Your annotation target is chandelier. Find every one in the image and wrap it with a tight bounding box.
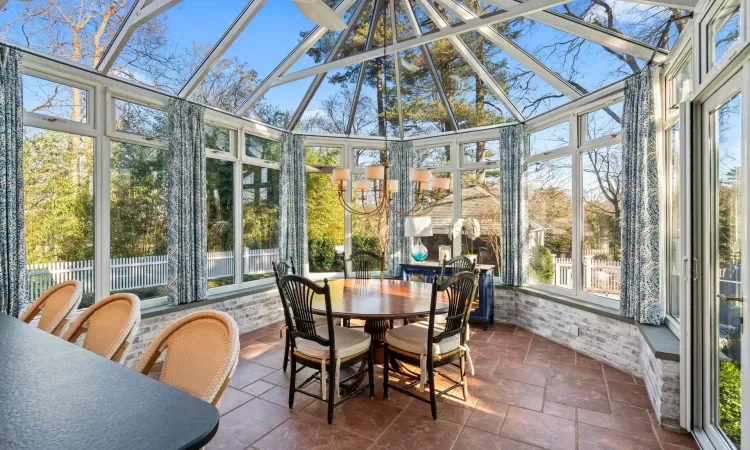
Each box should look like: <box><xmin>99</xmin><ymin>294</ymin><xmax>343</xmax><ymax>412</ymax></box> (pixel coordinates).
<box><xmin>331</xmin><ymin>165</ymin><xmax>451</xmax><ymax>217</ymax></box>
<box><xmin>329</xmin><ymin>0</ymin><xmax>450</xmax><ymax>217</ymax></box>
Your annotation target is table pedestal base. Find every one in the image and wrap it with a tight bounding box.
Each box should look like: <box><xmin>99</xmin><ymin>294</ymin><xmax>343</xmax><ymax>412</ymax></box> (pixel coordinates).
<box><xmin>364</xmin><ymin>319</ymin><xmax>391</xmax><ymax>364</ymax></box>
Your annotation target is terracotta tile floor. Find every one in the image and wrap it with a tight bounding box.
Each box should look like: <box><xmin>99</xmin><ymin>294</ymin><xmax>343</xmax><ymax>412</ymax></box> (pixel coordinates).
<box><xmin>204</xmin><ymin>321</ymin><xmax>699</xmax><ymax>450</ymax></box>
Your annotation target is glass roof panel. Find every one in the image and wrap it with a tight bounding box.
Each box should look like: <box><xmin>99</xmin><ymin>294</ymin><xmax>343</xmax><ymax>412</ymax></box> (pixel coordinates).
<box><xmin>550</xmin><ymin>0</ymin><xmax>690</xmax><ymax>49</ymax></box>
<box><xmin>504</xmin><ymin>18</ymin><xmax>645</xmax><ymax>94</ymax></box>
<box><xmin>108</xmin><ymin>0</ymin><xmax>248</xmax><ymax>93</ymax></box>
<box><xmin>398</xmin><ymin>47</ymin><xmax>454</xmax><ymax>137</ymax></box>
<box><xmin>247</xmin><ymin>77</ymin><xmax>317</xmax><ymax>129</ymax></box>
<box><xmin>0</xmin><ymin>0</ymin><xmax>136</xmax><ymax>67</ymax></box>
<box><xmin>395</xmin><ymin>0</ymin><xmax>417</xmax><ymax>42</ymax></box>
<box><xmin>426</xmin><ymin>39</ymin><xmax>512</xmax><ymax>129</ymax></box>
<box><xmin>294</xmin><ymin>63</ymin><xmax>368</xmax><ymax>135</ymax></box>
<box><xmin>458</xmin><ymin>30</ymin><xmax>567</xmax><ymax>118</ymax></box>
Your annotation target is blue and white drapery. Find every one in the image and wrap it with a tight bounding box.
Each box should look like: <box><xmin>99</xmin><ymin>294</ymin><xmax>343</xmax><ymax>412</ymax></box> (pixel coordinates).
<box><xmin>620</xmin><ymin>67</ymin><xmax>660</xmax><ymax>325</ymax></box>
<box><xmin>0</xmin><ymin>45</ymin><xmax>27</xmax><ymax>317</ymax></box>
<box><xmin>498</xmin><ymin>124</ymin><xmax>528</xmax><ymax>286</ymax></box>
<box><xmin>386</xmin><ymin>140</ymin><xmax>415</xmax><ymax>277</ymax></box>
<box><xmin>279</xmin><ymin>133</ymin><xmax>309</xmax><ymax>276</ymax></box>
<box><xmin>166</xmin><ymin>98</ymin><xmax>207</xmax><ymax>305</ymax></box>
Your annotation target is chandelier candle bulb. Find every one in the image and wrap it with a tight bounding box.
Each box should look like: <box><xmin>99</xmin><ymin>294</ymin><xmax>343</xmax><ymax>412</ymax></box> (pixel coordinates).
<box><xmin>365</xmin><ymin>166</ymin><xmax>385</xmax><ymax>180</ymax></box>
<box><xmin>332</xmin><ymin>167</ymin><xmax>351</xmax><ymax>182</ymax></box>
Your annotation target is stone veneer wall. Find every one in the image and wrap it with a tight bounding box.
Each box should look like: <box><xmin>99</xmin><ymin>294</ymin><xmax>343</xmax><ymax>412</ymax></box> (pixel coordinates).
<box><xmin>122</xmin><ymin>287</ymin><xmax>284</xmax><ymax>368</ymax></box>
<box><xmin>494</xmin><ymin>287</ymin><xmax>682</xmax><ymax>432</ymax></box>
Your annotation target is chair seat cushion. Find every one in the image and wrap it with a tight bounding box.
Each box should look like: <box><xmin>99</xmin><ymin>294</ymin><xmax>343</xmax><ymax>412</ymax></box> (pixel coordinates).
<box><xmin>386</xmin><ymin>322</ymin><xmax>460</xmax><ymax>356</ymax></box>
<box><xmin>314</xmin><ymin>317</ymin><xmax>342</xmax><ymax>326</ymax></box>
<box><xmin>295</xmin><ymin>326</ymin><xmax>371</xmax><ymax>360</ymax></box>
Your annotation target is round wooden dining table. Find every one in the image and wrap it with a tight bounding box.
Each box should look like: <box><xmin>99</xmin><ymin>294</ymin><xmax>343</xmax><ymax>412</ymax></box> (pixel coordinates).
<box><xmin>310</xmin><ymin>279</ymin><xmax>448</xmax><ymax>363</ymax></box>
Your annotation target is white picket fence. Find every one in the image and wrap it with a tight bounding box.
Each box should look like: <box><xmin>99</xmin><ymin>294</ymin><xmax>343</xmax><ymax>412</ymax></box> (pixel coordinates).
<box><xmin>26</xmin><ymin>248</ymin><xmax>279</xmax><ymax>299</ymax></box>
<box><xmin>552</xmin><ymin>256</ymin><xmax>621</xmax><ymax>294</ymax></box>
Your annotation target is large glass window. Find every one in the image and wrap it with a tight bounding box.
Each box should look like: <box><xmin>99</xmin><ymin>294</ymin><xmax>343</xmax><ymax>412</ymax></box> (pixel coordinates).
<box><xmin>709</xmin><ymin>0</ymin><xmax>741</xmax><ymax>66</ymax></box>
<box><xmin>460</xmin><ymin>169</ymin><xmax>501</xmax><ymax>267</ymax></box>
<box><xmin>420</xmin><ymin>172</ymin><xmax>453</xmax><ymax>262</ymax></box>
<box><xmin>23</xmin><ymin>74</ymin><xmax>87</xmax><ymax>123</ymax></box>
<box><xmin>353</xmin><ymin>148</ymin><xmax>385</xmax><ymax>167</ymax></box>
<box><xmin>529</xmin><ymin>122</ymin><xmax>570</xmax><ymax>155</ymax></box>
<box><xmin>114</xmin><ymin>99</ymin><xmax>168</xmax><ymax>140</ymax></box>
<box><xmin>205</xmin><ymin>123</ymin><xmax>233</xmax><ymax>155</ymax></box>
<box><xmin>668</xmin><ymin>122</ymin><xmax>681</xmax><ymax>321</ymax></box>
<box><xmin>110</xmin><ymin>142</ymin><xmax>167</xmax><ymax>301</ymax></box>
<box><xmin>583</xmin><ymin>102</ymin><xmax>623</xmax><ymax>141</ymax></box>
<box><xmin>461</xmin><ymin>139</ymin><xmax>500</xmax><ymax>164</ymax></box>
<box><xmin>206</xmin><ymin>159</ymin><xmax>235</xmax><ymax>288</ymax></box>
<box><xmin>414</xmin><ymin>145</ymin><xmax>450</xmax><ymax>168</ymax></box>
<box><xmin>245</xmin><ymin>134</ymin><xmax>280</xmax><ymax>160</ymax></box>
<box><xmin>243</xmin><ymin>165</ymin><xmax>279</xmax><ymax>282</ymax></box>
<box><xmin>582</xmin><ymin>145</ymin><xmax>623</xmax><ymax>300</ymax></box>
<box><xmin>528</xmin><ymin>157</ymin><xmax>573</xmax><ymax>289</ymax></box>
<box><xmin>24</xmin><ymin>127</ymin><xmax>94</xmax><ymax>307</ymax></box>
<box><xmin>306</xmin><ymin>146</ymin><xmax>344</xmax><ymax>273</ymax></box>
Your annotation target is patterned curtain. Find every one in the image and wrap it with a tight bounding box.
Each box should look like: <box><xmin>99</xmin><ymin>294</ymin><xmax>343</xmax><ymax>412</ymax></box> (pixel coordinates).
<box><xmin>386</xmin><ymin>140</ymin><xmax>415</xmax><ymax>277</ymax></box>
<box><xmin>620</xmin><ymin>67</ymin><xmax>660</xmax><ymax>325</ymax></box>
<box><xmin>279</xmin><ymin>133</ymin><xmax>309</xmax><ymax>276</ymax></box>
<box><xmin>166</xmin><ymin>98</ymin><xmax>207</xmax><ymax>305</ymax></box>
<box><xmin>499</xmin><ymin>124</ymin><xmax>528</xmax><ymax>286</ymax></box>
<box><xmin>0</xmin><ymin>45</ymin><xmax>27</xmax><ymax>317</ymax></box>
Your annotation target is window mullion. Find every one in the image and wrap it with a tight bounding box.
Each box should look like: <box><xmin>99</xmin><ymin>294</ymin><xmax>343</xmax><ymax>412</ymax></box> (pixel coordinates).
<box><xmin>570</xmin><ymin>114</ymin><xmax>583</xmax><ymax>298</ymax></box>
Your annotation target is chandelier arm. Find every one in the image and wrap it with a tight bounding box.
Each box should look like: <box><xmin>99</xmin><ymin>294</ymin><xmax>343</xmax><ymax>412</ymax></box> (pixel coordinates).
<box><xmin>337</xmin><ymin>191</ymin><xmax>388</xmax><ymax>216</ymax></box>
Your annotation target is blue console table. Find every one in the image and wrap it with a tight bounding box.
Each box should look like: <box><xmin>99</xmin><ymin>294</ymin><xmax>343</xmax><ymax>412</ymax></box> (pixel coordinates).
<box><xmin>399</xmin><ymin>262</ymin><xmax>495</xmax><ymax>330</ymax></box>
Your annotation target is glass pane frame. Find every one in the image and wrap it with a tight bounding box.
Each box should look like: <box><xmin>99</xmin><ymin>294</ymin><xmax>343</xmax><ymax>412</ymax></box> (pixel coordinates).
<box><xmin>21</xmin><ymin>69</ymin><xmax>95</xmax><ymax>133</ymax></box>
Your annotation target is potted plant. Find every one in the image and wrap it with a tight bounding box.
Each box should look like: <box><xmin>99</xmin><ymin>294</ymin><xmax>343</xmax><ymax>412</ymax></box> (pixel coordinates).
<box><xmin>451</xmin><ymin>218</ymin><xmax>482</xmax><ymax>263</ymax></box>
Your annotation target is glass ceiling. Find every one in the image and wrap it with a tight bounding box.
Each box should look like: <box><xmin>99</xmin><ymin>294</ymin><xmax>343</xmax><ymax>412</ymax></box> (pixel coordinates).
<box><xmin>1</xmin><ymin>0</ymin><xmax>691</xmax><ymax>138</ymax></box>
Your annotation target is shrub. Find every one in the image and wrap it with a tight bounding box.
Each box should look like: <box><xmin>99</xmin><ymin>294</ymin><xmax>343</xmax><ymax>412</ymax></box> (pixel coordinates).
<box><xmin>352</xmin><ymin>235</ymin><xmax>382</xmax><ymax>255</ymax></box>
<box><xmin>308</xmin><ymin>237</ymin><xmax>336</xmax><ymax>272</ymax></box>
<box><xmin>529</xmin><ymin>245</ymin><xmax>554</xmax><ymax>284</ymax></box>
<box><xmin>719</xmin><ymin>360</ymin><xmax>741</xmax><ymax>445</ymax></box>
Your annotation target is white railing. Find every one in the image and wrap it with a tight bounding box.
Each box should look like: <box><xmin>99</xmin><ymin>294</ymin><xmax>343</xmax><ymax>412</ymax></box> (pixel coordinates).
<box><xmin>551</xmin><ymin>256</ymin><xmax>621</xmax><ymax>295</ymax></box>
<box><xmin>26</xmin><ymin>248</ymin><xmax>279</xmax><ymax>300</ymax></box>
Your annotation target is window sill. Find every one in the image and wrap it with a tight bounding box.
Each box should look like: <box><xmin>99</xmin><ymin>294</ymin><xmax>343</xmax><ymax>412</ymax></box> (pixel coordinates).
<box><xmin>498</xmin><ymin>286</ymin><xmax>680</xmax><ymax>361</ymax></box>
<box><xmin>140</xmin><ymin>272</ymin><xmax>345</xmax><ymax>320</ymax></box>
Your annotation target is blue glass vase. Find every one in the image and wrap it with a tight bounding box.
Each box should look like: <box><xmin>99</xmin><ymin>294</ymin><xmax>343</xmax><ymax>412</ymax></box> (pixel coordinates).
<box><xmin>411</xmin><ymin>238</ymin><xmax>428</xmax><ymax>262</ymax></box>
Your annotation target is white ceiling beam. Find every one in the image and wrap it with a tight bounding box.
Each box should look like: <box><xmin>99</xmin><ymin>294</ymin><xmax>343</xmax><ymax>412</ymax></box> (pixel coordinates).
<box><xmin>274</xmin><ymin>0</ymin><xmax>571</xmax><ymax>90</ymax></box>
<box><xmin>621</xmin><ymin>0</ymin><xmax>697</xmax><ymax>9</ymax></box>
<box><xmin>416</xmin><ymin>0</ymin><xmax>523</xmax><ymax>121</ymax></box>
<box><xmin>401</xmin><ymin>0</ymin><xmax>458</xmax><ymax>131</ymax></box>
<box><xmin>483</xmin><ymin>0</ymin><xmax>669</xmax><ymax>61</ymax></box>
<box><xmin>234</xmin><ymin>0</ymin><xmax>359</xmax><ymax>117</ymax></box>
<box><xmin>431</xmin><ymin>0</ymin><xmax>582</xmax><ymax>99</ymax></box>
<box><xmin>96</xmin><ymin>0</ymin><xmax>184</xmax><ymax>73</ymax></box>
<box><xmin>179</xmin><ymin>0</ymin><xmax>268</xmax><ymax>98</ymax></box>
<box><xmin>287</xmin><ymin>0</ymin><xmax>368</xmax><ymax>131</ymax></box>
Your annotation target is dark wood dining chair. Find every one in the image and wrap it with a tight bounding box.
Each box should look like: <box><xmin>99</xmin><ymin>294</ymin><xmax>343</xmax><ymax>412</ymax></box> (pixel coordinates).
<box><xmin>278</xmin><ymin>275</ymin><xmax>374</xmax><ymax>424</ymax></box>
<box><xmin>439</xmin><ymin>256</ymin><xmax>476</xmax><ymax>282</ymax></box>
<box><xmin>273</xmin><ymin>258</ymin><xmax>296</xmax><ymax>373</ymax></box>
<box><xmin>344</xmin><ymin>250</ymin><xmax>385</xmax><ymax>280</ymax></box>
<box><xmin>383</xmin><ymin>271</ymin><xmax>478</xmax><ymax>420</ymax></box>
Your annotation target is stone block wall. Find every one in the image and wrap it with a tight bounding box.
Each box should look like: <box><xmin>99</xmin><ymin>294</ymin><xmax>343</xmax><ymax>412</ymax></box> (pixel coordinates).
<box><xmin>122</xmin><ymin>288</ymin><xmax>284</xmax><ymax>368</ymax></box>
<box><xmin>641</xmin><ymin>338</ymin><xmax>681</xmax><ymax>431</ymax></box>
<box><xmin>495</xmin><ymin>287</ymin><xmax>682</xmax><ymax>431</ymax></box>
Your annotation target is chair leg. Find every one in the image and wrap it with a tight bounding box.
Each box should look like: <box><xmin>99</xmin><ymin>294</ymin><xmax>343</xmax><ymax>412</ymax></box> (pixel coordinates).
<box><xmin>428</xmin><ymin>360</ymin><xmax>437</xmax><ymax>420</ymax></box>
<box><xmin>460</xmin><ymin>352</ymin><xmax>469</xmax><ymax>399</ymax></box>
<box><xmin>382</xmin><ymin>344</ymin><xmax>390</xmax><ymax>399</ymax></box>
<box><xmin>327</xmin><ymin>362</ymin><xmax>335</xmax><ymax>424</ymax></box>
<box><xmin>368</xmin><ymin>345</ymin><xmax>375</xmax><ymax>398</ymax></box>
<box><xmin>283</xmin><ymin>329</ymin><xmax>290</xmax><ymax>373</ymax></box>
<box><xmin>288</xmin><ymin>352</ymin><xmax>296</xmax><ymax>409</ymax></box>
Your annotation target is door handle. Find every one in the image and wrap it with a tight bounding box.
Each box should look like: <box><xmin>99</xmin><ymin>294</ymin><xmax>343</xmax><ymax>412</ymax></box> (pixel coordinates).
<box><xmin>718</xmin><ymin>294</ymin><xmax>744</xmax><ymax>302</ymax></box>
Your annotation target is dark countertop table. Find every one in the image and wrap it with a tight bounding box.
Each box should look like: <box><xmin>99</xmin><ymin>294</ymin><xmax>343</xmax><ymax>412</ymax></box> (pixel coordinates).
<box><xmin>0</xmin><ymin>314</ymin><xmax>219</xmax><ymax>450</ymax></box>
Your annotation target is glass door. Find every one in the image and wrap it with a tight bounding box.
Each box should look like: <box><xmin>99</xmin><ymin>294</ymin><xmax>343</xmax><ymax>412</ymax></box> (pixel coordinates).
<box><xmin>701</xmin><ymin>72</ymin><xmax>745</xmax><ymax>449</ymax></box>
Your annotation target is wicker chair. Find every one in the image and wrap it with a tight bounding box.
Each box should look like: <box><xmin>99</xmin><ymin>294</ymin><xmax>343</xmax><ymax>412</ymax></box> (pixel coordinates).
<box><xmin>344</xmin><ymin>251</ymin><xmax>384</xmax><ymax>280</ymax></box>
<box><xmin>279</xmin><ymin>274</ymin><xmax>374</xmax><ymax>424</ymax></box>
<box><xmin>19</xmin><ymin>280</ymin><xmax>83</xmax><ymax>336</ymax></box>
<box><xmin>439</xmin><ymin>256</ymin><xmax>476</xmax><ymax>282</ymax></box>
<box><xmin>62</xmin><ymin>293</ymin><xmax>141</xmax><ymax>363</ymax></box>
<box><xmin>383</xmin><ymin>271</ymin><xmax>478</xmax><ymax>420</ymax></box>
<box><xmin>134</xmin><ymin>311</ymin><xmax>240</xmax><ymax>405</ymax></box>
